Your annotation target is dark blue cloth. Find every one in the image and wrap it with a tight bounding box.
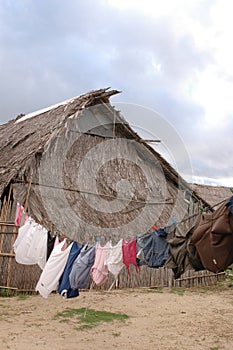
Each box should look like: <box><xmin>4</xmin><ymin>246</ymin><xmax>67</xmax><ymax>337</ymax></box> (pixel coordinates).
<box><xmin>137</xmin><ymin>228</ymin><xmax>170</xmax><ymax>268</ymax></box>
<box><xmin>57</xmin><ymin>241</ymin><xmax>82</xmax><ymax>298</ymax></box>
<box><xmin>226</xmin><ymin>196</ymin><xmax>233</xmax><ymax>214</ymax></box>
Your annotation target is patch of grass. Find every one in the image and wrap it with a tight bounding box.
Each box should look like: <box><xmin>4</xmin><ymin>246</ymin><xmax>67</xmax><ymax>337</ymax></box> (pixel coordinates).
<box><xmin>54</xmin><ymin>308</ymin><xmax>129</xmax><ymax>330</ymax></box>
<box><xmin>17</xmin><ymin>294</ymin><xmax>30</xmax><ymax>300</ymax></box>
<box><xmin>0</xmin><ymin>288</ymin><xmax>13</xmax><ymax>297</ymax></box>
<box><xmin>210</xmin><ymin>347</ymin><xmax>220</xmax><ymax>350</ymax></box>
<box><xmin>224</xmin><ymin>269</ymin><xmax>233</xmax><ymax>287</ymax></box>
<box><xmin>170</xmin><ymin>287</ymin><xmax>185</xmax><ymax>296</ymax></box>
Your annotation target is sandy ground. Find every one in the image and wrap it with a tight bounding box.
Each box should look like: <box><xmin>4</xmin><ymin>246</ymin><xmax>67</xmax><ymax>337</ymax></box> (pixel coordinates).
<box><xmin>1</xmin><ymin>286</ymin><xmax>233</xmax><ymax>350</ymax></box>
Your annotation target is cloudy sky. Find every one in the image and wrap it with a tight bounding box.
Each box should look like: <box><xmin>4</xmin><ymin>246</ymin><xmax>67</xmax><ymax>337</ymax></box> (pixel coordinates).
<box><xmin>0</xmin><ymin>0</ymin><xmax>233</xmax><ymax>187</ymax></box>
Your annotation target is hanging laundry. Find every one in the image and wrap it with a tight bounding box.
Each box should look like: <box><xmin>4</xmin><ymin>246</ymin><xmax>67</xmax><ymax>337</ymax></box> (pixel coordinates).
<box><xmin>46</xmin><ymin>231</ymin><xmax>57</xmax><ymax>261</ymax></box>
<box><xmin>191</xmin><ymin>196</ymin><xmax>233</xmax><ymax>273</ymax></box>
<box><xmin>57</xmin><ymin>241</ymin><xmax>82</xmax><ymax>298</ymax></box>
<box><xmin>69</xmin><ymin>244</ymin><xmax>96</xmax><ymax>290</ymax></box>
<box><xmin>186</xmin><ymin>236</ymin><xmax>205</xmax><ymax>272</ymax></box>
<box><xmin>105</xmin><ymin>239</ymin><xmax>124</xmax><ymax>279</ymax></box>
<box><xmin>165</xmin><ymin>221</ymin><xmax>205</xmax><ymax>279</ymax></box>
<box><xmin>165</xmin><ymin>229</ymin><xmax>194</xmax><ymax>279</ymax></box>
<box><xmin>54</xmin><ymin>235</ymin><xmax>60</xmax><ymax>247</ymax></box>
<box><xmin>15</xmin><ymin>202</ymin><xmax>29</xmax><ymax>227</ymax></box>
<box><xmin>13</xmin><ymin>217</ymin><xmax>48</xmax><ymax>269</ymax></box>
<box><xmin>35</xmin><ymin>239</ymin><xmax>73</xmax><ymax>298</ymax></box>
<box><xmin>91</xmin><ymin>241</ymin><xmax>110</xmax><ymax>286</ymax></box>
<box><xmin>122</xmin><ymin>237</ymin><xmax>139</xmax><ymax>275</ymax></box>
<box><xmin>136</xmin><ymin>227</ymin><xmax>170</xmax><ymax>268</ymax></box>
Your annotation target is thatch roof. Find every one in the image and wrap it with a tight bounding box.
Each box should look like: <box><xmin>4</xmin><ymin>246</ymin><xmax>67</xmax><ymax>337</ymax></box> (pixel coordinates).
<box><xmin>0</xmin><ymin>88</ymin><xmax>209</xmax><ymax>241</ymax></box>
<box><xmin>0</xmin><ymin>88</ymin><xmax>119</xmax><ymax>195</ymax></box>
<box><xmin>192</xmin><ymin>183</ymin><xmax>232</xmax><ymax>208</ymax></box>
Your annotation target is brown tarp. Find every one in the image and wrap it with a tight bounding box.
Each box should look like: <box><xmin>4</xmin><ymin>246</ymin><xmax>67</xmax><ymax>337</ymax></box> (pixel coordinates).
<box><xmin>191</xmin><ymin>197</ymin><xmax>233</xmax><ymax>273</ymax></box>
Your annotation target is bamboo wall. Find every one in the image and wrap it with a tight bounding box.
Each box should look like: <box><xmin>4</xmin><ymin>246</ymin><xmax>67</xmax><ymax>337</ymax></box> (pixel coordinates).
<box><xmin>0</xmin><ymin>185</ymin><xmax>42</xmax><ymax>291</ymax></box>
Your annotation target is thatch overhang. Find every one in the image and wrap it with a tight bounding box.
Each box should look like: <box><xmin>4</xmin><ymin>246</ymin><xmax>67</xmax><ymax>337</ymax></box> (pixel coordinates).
<box><xmin>0</xmin><ymin>88</ymin><xmax>210</xmax><ymax>241</ymax></box>
<box><xmin>192</xmin><ymin>183</ymin><xmax>232</xmax><ymax>209</ymax></box>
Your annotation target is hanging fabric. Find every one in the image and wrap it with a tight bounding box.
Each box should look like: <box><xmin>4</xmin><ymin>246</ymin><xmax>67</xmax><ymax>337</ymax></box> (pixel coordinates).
<box><xmin>69</xmin><ymin>244</ymin><xmax>96</xmax><ymax>290</ymax></box>
<box><xmin>105</xmin><ymin>239</ymin><xmax>124</xmax><ymax>278</ymax></box>
<box><xmin>191</xmin><ymin>196</ymin><xmax>233</xmax><ymax>273</ymax></box>
<box><xmin>46</xmin><ymin>231</ymin><xmax>57</xmax><ymax>261</ymax></box>
<box><xmin>57</xmin><ymin>241</ymin><xmax>82</xmax><ymax>298</ymax></box>
<box><xmin>136</xmin><ymin>227</ymin><xmax>170</xmax><ymax>268</ymax></box>
<box><xmin>105</xmin><ymin>239</ymin><xmax>124</xmax><ymax>291</ymax></box>
<box><xmin>15</xmin><ymin>202</ymin><xmax>28</xmax><ymax>227</ymax></box>
<box><xmin>13</xmin><ymin>217</ymin><xmax>48</xmax><ymax>269</ymax></box>
<box><xmin>91</xmin><ymin>241</ymin><xmax>110</xmax><ymax>286</ymax></box>
<box><xmin>35</xmin><ymin>239</ymin><xmax>73</xmax><ymax>298</ymax></box>
<box><xmin>122</xmin><ymin>236</ymin><xmax>139</xmax><ymax>275</ymax></box>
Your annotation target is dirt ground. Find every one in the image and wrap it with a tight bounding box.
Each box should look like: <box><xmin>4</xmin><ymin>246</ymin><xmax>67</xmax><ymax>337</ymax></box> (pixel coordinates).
<box><xmin>1</xmin><ymin>286</ymin><xmax>233</xmax><ymax>350</ymax></box>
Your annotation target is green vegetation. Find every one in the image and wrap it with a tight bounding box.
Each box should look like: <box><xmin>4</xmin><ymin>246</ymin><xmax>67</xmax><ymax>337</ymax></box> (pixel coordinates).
<box><xmin>0</xmin><ymin>288</ymin><xmax>31</xmax><ymax>299</ymax></box>
<box><xmin>170</xmin><ymin>287</ymin><xmax>185</xmax><ymax>296</ymax></box>
<box><xmin>216</xmin><ymin>269</ymin><xmax>233</xmax><ymax>289</ymax></box>
<box><xmin>0</xmin><ymin>288</ymin><xmax>13</xmax><ymax>297</ymax></box>
<box><xmin>224</xmin><ymin>268</ymin><xmax>233</xmax><ymax>287</ymax></box>
<box><xmin>54</xmin><ymin>307</ymin><xmax>129</xmax><ymax>330</ymax></box>
<box><xmin>17</xmin><ymin>293</ymin><xmax>30</xmax><ymax>300</ymax></box>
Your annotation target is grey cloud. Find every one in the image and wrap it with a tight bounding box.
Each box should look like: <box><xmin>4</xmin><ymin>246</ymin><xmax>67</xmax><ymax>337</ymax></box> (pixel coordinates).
<box><xmin>0</xmin><ymin>0</ymin><xmax>231</xmax><ymax>185</ymax></box>
<box><xmin>187</xmin><ymin>117</ymin><xmax>233</xmax><ymax>180</ymax></box>
<box><xmin>0</xmin><ymin>0</ymin><xmax>211</xmax><ymax>122</ymax></box>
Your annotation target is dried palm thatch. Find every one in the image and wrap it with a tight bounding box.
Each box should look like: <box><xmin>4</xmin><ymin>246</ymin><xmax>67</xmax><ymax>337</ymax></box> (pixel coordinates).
<box><xmin>0</xmin><ymin>88</ymin><xmax>209</xmax><ymax>242</ymax></box>
<box><xmin>192</xmin><ymin>183</ymin><xmax>232</xmax><ymax>209</ymax></box>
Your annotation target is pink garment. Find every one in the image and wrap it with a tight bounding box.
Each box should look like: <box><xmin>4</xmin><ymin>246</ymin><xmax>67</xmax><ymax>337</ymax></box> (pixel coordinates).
<box><xmin>122</xmin><ymin>237</ymin><xmax>140</xmax><ymax>275</ymax></box>
<box><xmin>15</xmin><ymin>202</ymin><xmax>28</xmax><ymax>227</ymax></box>
<box><xmin>91</xmin><ymin>242</ymin><xmax>110</xmax><ymax>286</ymax></box>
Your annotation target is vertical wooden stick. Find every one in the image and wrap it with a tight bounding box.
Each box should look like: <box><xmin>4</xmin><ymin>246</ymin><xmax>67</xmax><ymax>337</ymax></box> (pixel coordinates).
<box><xmin>24</xmin><ymin>179</ymin><xmax>32</xmax><ymax>212</ymax></box>
<box><xmin>6</xmin><ymin>224</ymin><xmax>18</xmax><ymax>287</ymax></box>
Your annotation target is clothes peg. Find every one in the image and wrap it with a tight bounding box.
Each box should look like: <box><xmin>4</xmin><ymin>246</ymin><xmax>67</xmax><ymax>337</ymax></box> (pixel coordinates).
<box><xmin>171</xmin><ymin>217</ymin><xmax>177</xmax><ymax>225</ymax></box>
<box><xmin>198</xmin><ymin>205</ymin><xmax>204</xmax><ymax>212</ymax></box>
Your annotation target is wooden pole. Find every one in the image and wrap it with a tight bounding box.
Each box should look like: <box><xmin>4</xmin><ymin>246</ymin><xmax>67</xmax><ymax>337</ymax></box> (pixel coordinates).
<box><xmin>23</xmin><ymin>179</ymin><xmax>32</xmax><ymax>211</ymax></box>
<box><xmin>6</xmin><ymin>224</ymin><xmax>18</xmax><ymax>287</ymax></box>
<box><xmin>0</xmin><ymin>184</ymin><xmax>16</xmax><ymax>288</ymax></box>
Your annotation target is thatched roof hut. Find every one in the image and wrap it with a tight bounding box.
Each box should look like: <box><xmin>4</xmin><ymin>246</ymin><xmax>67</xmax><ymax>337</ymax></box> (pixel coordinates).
<box><xmin>0</xmin><ymin>88</ymin><xmax>208</xmax><ymax>243</ymax></box>
<box><xmin>192</xmin><ymin>183</ymin><xmax>232</xmax><ymax>209</ymax></box>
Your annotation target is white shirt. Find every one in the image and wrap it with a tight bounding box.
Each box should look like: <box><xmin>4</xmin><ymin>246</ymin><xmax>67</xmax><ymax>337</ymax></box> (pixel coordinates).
<box><xmin>35</xmin><ymin>239</ymin><xmax>73</xmax><ymax>298</ymax></box>
<box><xmin>14</xmin><ymin>217</ymin><xmax>48</xmax><ymax>269</ymax></box>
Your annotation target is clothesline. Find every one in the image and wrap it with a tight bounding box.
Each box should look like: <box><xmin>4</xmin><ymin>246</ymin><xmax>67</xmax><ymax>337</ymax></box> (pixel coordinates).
<box><xmin>13</xmin><ymin>201</ymin><xmax>174</xmax><ymax>299</ymax></box>
<box><xmin>12</xmin><ymin>195</ymin><xmax>233</xmax><ymax>300</ymax></box>
<box><xmin>13</xmin><ymin>180</ymin><xmax>174</xmax><ymax>205</ymax></box>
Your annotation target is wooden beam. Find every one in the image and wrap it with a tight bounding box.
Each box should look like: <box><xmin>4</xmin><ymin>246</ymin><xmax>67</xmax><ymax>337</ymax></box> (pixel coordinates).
<box><xmin>0</xmin><ymin>222</ymin><xmax>17</xmax><ymax>226</ymax></box>
<box><xmin>138</xmin><ymin>139</ymin><xmax>161</xmax><ymax>143</ymax></box>
<box><xmin>0</xmin><ymin>252</ymin><xmax>15</xmax><ymax>258</ymax></box>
